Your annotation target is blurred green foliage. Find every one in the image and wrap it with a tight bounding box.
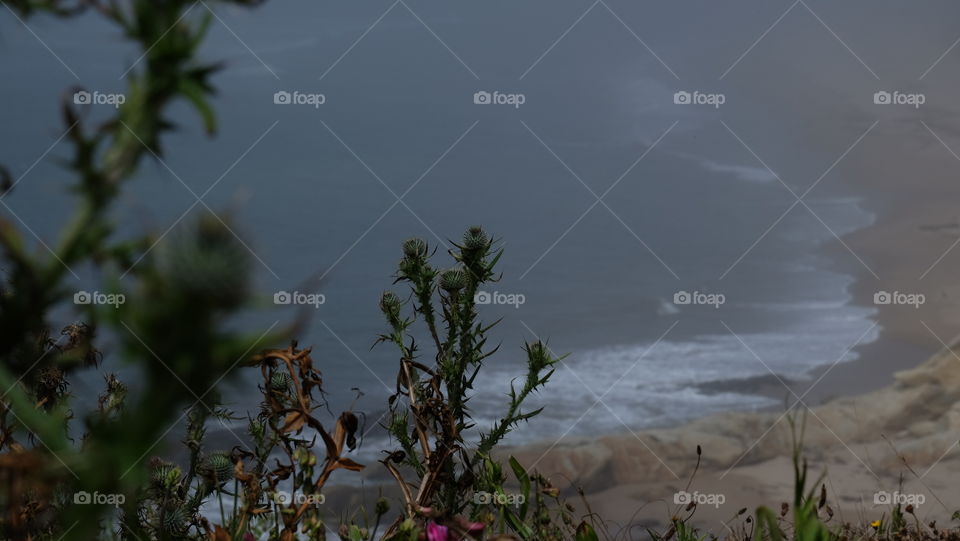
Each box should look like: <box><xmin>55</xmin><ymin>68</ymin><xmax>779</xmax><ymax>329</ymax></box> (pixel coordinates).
<box><xmin>0</xmin><ymin>1</ymin><xmax>282</xmax><ymax>539</ymax></box>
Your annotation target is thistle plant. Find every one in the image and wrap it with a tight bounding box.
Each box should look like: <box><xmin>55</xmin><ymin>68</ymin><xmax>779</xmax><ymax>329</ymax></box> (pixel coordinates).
<box><xmin>377</xmin><ymin>229</ymin><xmax>562</xmax><ymax>538</ymax></box>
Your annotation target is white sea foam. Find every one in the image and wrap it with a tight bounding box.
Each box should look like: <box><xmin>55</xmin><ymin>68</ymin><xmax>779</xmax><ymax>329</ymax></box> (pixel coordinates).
<box><xmin>460</xmin><ymin>299</ymin><xmax>879</xmax><ymax>448</ymax></box>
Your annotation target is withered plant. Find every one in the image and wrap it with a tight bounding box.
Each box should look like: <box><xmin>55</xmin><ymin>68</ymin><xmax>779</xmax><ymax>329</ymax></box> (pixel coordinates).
<box><xmin>130</xmin><ymin>342</ymin><xmax>374</xmax><ymax>541</ymax></box>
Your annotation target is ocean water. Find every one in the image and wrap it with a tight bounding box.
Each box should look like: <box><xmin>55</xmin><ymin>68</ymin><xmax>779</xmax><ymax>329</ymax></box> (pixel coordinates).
<box><xmin>0</xmin><ymin>1</ymin><xmax>893</xmax><ymax>459</ymax></box>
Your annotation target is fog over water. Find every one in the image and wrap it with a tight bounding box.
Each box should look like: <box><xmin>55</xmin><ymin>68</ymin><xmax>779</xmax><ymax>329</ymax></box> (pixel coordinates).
<box><xmin>5</xmin><ymin>1</ymin><xmax>960</xmax><ymax>451</ymax></box>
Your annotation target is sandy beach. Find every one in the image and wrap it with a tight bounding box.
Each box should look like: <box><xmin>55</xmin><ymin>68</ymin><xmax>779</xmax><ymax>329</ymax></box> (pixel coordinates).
<box><xmin>504</xmin><ymin>334</ymin><xmax>960</xmax><ymax>528</ymax></box>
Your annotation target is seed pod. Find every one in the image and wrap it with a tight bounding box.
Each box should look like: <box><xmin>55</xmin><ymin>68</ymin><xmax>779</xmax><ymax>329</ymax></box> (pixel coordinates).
<box><xmin>402</xmin><ymin>237</ymin><xmax>428</xmax><ymax>259</ymax></box>
<box><xmin>440</xmin><ymin>268</ymin><xmax>467</xmax><ymax>291</ymax></box>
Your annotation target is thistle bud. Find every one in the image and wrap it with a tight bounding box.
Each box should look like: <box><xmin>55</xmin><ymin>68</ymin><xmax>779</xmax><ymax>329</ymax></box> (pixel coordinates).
<box><xmin>389</xmin><ymin>412</ymin><xmax>407</xmax><ymax>434</ymax></box>
<box><xmin>203</xmin><ymin>452</ymin><xmax>234</xmax><ymax>483</ymax></box>
<box><xmin>402</xmin><ymin>237</ymin><xmax>428</xmax><ymax>259</ymax></box>
<box><xmin>526</xmin><ymin>341</ymin><xmax>554</xmax><ymax>373</ymax></box>
<box><xmin>162</xmin><ymin>507</ymin><xmax>189</xmax><ymax>536</ymax></box>
<box><xmin>269</xmin><ymin>370</ymin><xmax>292</xmax><ymax>391</ymax></box>
<box><xmin>463</xmin><ymin>226</ymin><xmax>489</xmax><ymax>251</ymax></box>
<box><xmin>379</xmin><ymin>291</ymin><xmax>402</xmax><ymax>317</ymax></box>
<box><xmin>375</xmin><ymin>497</ymin><xmax>390</xmax><ymax>516</ymax></box>
<box><xmin>150</xmin><ymin>464</ymin><xmax>171</xmax><ymax>488</ymax></box>
<box><xmin>439</xmin><ymin>268</ymin><xmax>467</xmax><ymax>291</ymax></box>
<box><xmin>162</xmin><ymin>215</ymin><xmax>249</xmax><ymax>311</ymax></box>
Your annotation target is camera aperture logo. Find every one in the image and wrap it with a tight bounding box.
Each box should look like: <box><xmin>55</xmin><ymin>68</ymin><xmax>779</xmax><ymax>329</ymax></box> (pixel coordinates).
<box><xmin>674</xmin><ymin>490</ymin><xmax>725</xmax><ymax>508</ymax></box>
<box><xmin>274</xmin><ymin>290</ymin><xmax>325</xmax><ymax>308</ymax></box>
<box><xmin>873</xmin><ymin>290</ymin><xmax>924</xmax><ymax>308</ymax></box>
<box><xmin>673</xmin><ymin>290</ymin><xmax>725</xmax><ymax>308</ymax></box>
<box><xmin>273</xmin><ymin>90</ymin><xmax>326</xmax><ymax>108</ymax></box>
<box><xmin>673</xmin><ymin>90</ymin><xmax>725</xmax><ymax>108</ymax></box>
<box><xmin>74</xmin><ymin>491</ymin><xmax>125</xmax><ymax>508</ymax></box>
<box><xmin>473</xmin><ymin>490</ymin><xmax>525</xmax><ymax>507</ymax></box>
<box><xmin>874</xmin><ymin>491</ymin><xmax>925</xmax><ymax>506</ymax></box>
<box><xmin>473</xmin><ymin>90</ymin><xmax>526</xmax><ymax>108</ymax></box>
<box><xmin>74</xmin><ymin>290</ymin><xmax>125</xmax><ymax>308</ymax></box>
<box><xmin>474</xmin><ymin>290</ymin><xmax>525</xmax><ymax>309</ymax></box>
<box><xmin>873</xmin><ymin>90</ymin><xmax>925</xmax><ymax>108</ymax></box>
<box><xmin>272</xmin><ymin>490</ymin><xmax>325</xmax><ymax>506</ymax></box>
<box><xmin>73</xmin><ymin>90</ymin><xmax>126</xmax><ymax>108</ymax></box>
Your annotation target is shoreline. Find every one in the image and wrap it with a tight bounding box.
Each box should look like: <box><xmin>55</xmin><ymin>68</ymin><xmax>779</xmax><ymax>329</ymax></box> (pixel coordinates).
<box><xmin>795</xmin><ymin>206</ymin><xmax>939</xmax><ymax>406</ymax></box>
<box><xmin>490</xmin><ymin>134</ymin><xmax>953</xmax><ymax>445</ymax></box>
<box><xmin>683</xmin><ymin>149</ymin><xmax>950</xmax><ymax>409</ymax></box>
<box><xmin>485</xmin><ymin>121</ymin><xmax>960</xmax><ymax>529</ymax></box>
<box><xmin>496</xmin><ymin>333</ymin><xmax>960</xmax><ymax>529</ymax></box>
<box><xmin>331</xmin><ymin>333</ymin><xmax>960</xmax><ymax>531</ymax></box>
<box><xmin>804</xmin><ymin>112</ymin><xmax>960</xmax><ymax>404</ymax></box>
